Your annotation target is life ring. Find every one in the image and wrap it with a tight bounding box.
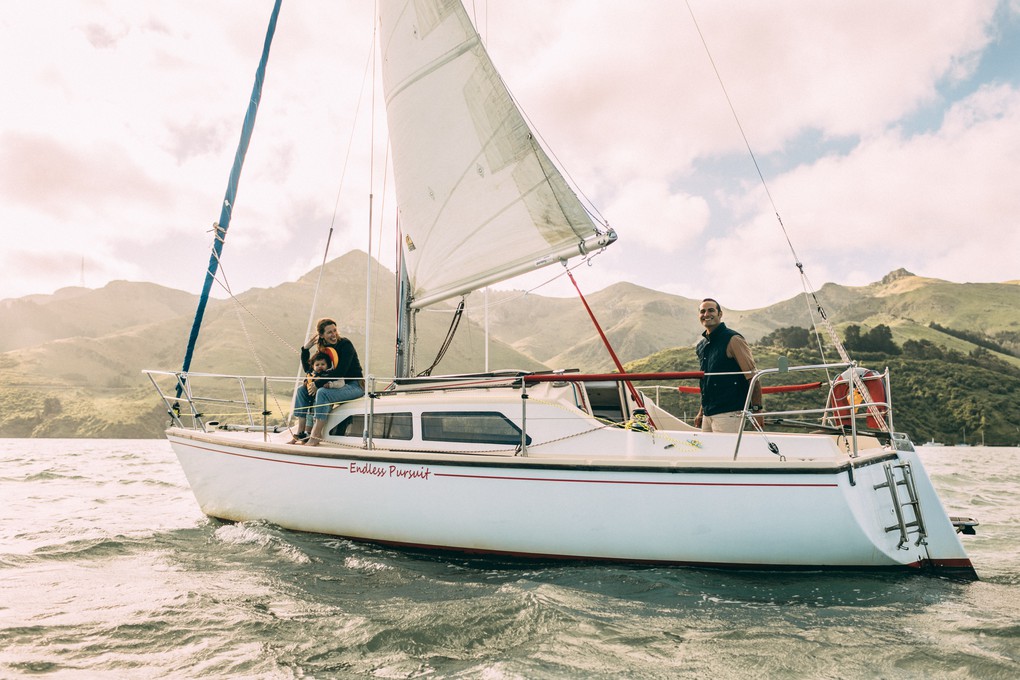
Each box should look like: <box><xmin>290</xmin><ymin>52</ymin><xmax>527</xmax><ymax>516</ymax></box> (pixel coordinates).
<box><xmin>826</xmin><ymin>367</ymin><xmax>887</xmax><ymax>428</ymax></box>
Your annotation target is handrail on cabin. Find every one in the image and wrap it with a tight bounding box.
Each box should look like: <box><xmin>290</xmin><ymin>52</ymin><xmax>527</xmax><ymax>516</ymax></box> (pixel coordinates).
<box><xmin>146</xmin><ymin>361</ymin><xmax>895</xmax><ymax>458</ymax></box>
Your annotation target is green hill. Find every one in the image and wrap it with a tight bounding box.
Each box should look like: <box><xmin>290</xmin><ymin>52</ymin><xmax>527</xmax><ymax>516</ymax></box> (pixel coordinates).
<box><xmin>0</xmin><ymin>281</ymin><xmax>198</xmax><ymax>352</ymax></box>
<box><xmin>0</xmin><ymin>251</ymin><xmax>544</xmax><ymax>438</ymax></box>
<box><xmin>1</xmin><ymin>263</ymin><xmax>1017</xmax><ymax>440</ymax></box>
<box><xmin>629</xmin><ymin>342</ymin><xmax>1020</xmax><ymax>447</ymax></box>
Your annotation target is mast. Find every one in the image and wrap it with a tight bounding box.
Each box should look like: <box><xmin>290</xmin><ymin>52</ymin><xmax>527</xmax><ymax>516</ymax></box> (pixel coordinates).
<box><xmin>395</xmin><ymin>254</ymin><xmax>414</xmax><ymax>378</ymax></box>
<box><xmin>177</xmin><ymin>0</ymin><xmax>283</xmax><ymax>392</ymax></box>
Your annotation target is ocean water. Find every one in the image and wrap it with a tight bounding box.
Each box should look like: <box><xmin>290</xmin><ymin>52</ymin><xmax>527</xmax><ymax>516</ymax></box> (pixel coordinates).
<box><xmin>1</xmin><ymin>439</ymin><xmax>1017</xmax><ymax>679</ymax></box>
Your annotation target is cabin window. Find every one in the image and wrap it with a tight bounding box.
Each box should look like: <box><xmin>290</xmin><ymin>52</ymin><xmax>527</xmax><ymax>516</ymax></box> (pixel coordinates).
<box><xmin>329</xmin><ymin>413</ymin><xmax>413</xmax><ymax>440</ymax></box>
<box><xmin>421</xmin><ymin>411</ymin><xmax>531</xmax><ymax>446</ymax></box>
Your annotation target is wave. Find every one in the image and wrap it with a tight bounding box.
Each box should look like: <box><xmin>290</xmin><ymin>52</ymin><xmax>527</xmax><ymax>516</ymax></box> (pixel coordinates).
<box><xmin>212</xmin><ymin>521</ymin><xmax>312</xmax><ymax>565</ymax></box>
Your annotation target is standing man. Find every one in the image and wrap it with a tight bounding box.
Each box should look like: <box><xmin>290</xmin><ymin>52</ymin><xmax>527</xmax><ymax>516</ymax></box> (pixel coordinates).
<box><xmin>693</xmin><ymin>298</ymin><xmax>763</xmax><ymax>433</ymax></box>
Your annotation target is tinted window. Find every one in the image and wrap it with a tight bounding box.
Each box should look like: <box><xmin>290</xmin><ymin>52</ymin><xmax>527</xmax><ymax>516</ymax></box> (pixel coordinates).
<box><xmin>421</xmin><ymin>411</ymin><xmax>530</xmax><ymax>446</ymax></box>
<box><xmin>330</xmin><ymin>413</ymin><xmax>412</xmax><ymax>440</ymax></box>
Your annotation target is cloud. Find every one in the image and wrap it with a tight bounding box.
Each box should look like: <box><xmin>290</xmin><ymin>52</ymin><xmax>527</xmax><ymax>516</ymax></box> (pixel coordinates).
<box><xmin>467</xmin><ymin>1</ymin><xmax>1008</xmax><ymax>313</ymax></box>
<box><xmin>603</xmin><ymin>179</ymin><xmax>709</xmax><ymax>252</ymax></box>
<box><xmin>164</xmin><ymin>118</ymin><xmax>233</xmax><ymax>165</ymax></box>
<box><xmin>0</xmin><ymin>132</ymin><xmax>171</xmax><ymax>219</ymax></box>
<box><xmin>698</xmin><ymin>82</ymin><xmax>1020</xmax><ymax>307</ymax></box>
<box><xmin>0</xmin><ymin>0</ymin><xmax>1014</xmax><ymax>313</ymax></box>
<box><xmin>486</xmin><ymin>1</ymin><xmax>997</xmax><ymax>172</ymax></box>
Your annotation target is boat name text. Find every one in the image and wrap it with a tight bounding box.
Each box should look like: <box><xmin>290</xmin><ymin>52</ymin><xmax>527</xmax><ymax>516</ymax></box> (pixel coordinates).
<box><xmin>349</xmin><ymin>461</ymin><xmax>432</xmax><ymax>481</ymax></box>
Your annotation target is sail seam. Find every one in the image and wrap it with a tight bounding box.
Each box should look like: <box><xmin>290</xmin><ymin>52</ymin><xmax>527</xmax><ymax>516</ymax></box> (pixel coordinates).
<box><xmin>385</xmin><ymin>35</ymin><xmax>481</xmax><ymax>104</ymax></box>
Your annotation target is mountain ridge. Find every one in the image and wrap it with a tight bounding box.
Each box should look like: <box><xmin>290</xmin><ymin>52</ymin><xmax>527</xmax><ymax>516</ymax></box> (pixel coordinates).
<box><xmin>1</xmin><ymin>255</ymin><xmax>1017</xmax><ymax>438</ymax></box>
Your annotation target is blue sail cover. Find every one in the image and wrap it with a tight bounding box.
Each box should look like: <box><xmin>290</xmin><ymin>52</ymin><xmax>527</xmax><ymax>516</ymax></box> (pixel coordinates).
<box><xmin>178</xmin><ymin>0</ymin><xmax>283</xmax><ymax>392</ymax></box>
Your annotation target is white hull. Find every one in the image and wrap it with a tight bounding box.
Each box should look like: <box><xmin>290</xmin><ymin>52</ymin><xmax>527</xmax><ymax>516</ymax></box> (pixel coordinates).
<box><xmin>166</xmin><ymin>414</ymin><xmax>974</xmax><ymax>576</ymax></box>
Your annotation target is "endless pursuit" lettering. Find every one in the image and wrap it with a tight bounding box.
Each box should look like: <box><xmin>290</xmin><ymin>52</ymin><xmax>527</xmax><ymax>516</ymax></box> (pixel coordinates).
<box><xmin>349</xmin><ymin>461</ymin><xmax>432</xmax><ymax>481</ymax></box>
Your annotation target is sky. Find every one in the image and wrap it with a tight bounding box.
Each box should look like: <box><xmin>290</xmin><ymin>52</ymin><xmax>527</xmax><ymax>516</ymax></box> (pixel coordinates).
<box><xmin>1</xmin><ymin>0</ymin><xmax>1018</xmax><ymax>313</ymax></box>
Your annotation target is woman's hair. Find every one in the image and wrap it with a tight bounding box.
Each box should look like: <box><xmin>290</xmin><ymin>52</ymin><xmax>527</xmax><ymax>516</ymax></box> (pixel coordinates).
<box><xmin>315</xmin><ymin>317</ymin><xmax>338</xmax><ymax>342</ymax></box>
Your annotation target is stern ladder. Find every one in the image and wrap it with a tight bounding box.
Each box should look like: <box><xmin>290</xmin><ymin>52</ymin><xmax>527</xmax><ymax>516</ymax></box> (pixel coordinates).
<box><xmin>874</xmin><ymin>461</ymin><xmax>928</xmax><ymax>549</ymax></box>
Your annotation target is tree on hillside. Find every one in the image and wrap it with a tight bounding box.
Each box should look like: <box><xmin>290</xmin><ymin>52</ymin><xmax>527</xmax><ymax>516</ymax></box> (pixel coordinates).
<box><xmin>759</xmin><ymin>326</ymin><xmax>811</xmax><ymax>349</ymax></box>
<box><xmin>844</xmin><ymin>324</ymin><xmax>900</xmax><ymax>354</ymax></box>
<box><xmin>929</xmin><ymin>322</ymin><xmax>1019</xmax><ymax>358</ymax></box>
<box><xmin>993</xmin><ymin>331</ymin><xmax>1020</xmax><ymax>356</ymax></box>
<box><xmin>902</xmin><ymin>339</ymin><xmax>946</xmax><ymax>360</ymax></box>
<box><xmin>902</xmin><ymin>338</ymin><xmax>1020</xmax><ymax>379</ymax></box>
<box><xmin>844</xmin><ymin>325</ymin><xmax>862</xmax><ymax>350</ymax></box>
<box><xmin>864</xmin><ymin>325</ymin><xmax>900</xmax><ymax>354</ymax></box>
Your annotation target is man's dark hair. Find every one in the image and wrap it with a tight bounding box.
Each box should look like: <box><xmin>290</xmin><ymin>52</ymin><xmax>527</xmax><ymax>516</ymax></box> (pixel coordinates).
<box><xmin>700</xmin><ymin>297</ymin><xmax>721</xmax><ymax>312</ymax></box>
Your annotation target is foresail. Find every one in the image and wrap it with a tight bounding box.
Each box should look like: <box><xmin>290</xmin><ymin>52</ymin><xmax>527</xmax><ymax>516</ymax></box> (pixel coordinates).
<box><xmin>379</xmin><ymin>0</ymin><xmax>615</xmax><ymax>309</ymax></box>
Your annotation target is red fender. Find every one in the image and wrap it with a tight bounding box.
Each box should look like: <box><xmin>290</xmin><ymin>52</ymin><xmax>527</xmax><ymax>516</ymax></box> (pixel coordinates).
<box><xmin>826</xmin><ymin>368</ymin><xmax>887</xmax><ymax>428</ymax></box>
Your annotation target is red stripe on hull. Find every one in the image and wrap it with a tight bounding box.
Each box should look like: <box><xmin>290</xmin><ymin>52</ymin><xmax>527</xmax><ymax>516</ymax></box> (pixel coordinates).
<box><xmin>434</xmin><ymin>472</ymin><xmax>837</xmax><ymax>488</ymax></box>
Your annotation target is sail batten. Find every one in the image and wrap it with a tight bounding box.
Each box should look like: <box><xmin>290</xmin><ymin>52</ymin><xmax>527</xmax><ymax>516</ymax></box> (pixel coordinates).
<box><xmin>379</xmin><ymin>0</ymin><xmax>613</xmax><ymax>310</ymax></box>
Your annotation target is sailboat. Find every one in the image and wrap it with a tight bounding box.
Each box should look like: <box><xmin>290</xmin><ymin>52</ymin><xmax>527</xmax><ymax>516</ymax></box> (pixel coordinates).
<box><xmin>148</xmin><ymin>0</ymin><xmax>977</xmax><ymax>577</ymax></box>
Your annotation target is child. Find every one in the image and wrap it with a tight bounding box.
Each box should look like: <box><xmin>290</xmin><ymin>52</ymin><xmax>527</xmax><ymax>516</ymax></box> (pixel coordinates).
<box><xmin>290</xmin><ymin>351</ymin><xmax>334</xmax><ymax>443</ymax></box>
<box><xmin>305</xmin><ymin>352</ymin><xmax>334</xmax><ymax>392</ymax></box>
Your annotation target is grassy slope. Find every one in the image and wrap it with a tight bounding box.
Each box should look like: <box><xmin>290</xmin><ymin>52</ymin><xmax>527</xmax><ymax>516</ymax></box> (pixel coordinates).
<box><xmin>2</xmin><ymin>265</ymin><xmax>1017</xmax><ymax>439</ymax></box>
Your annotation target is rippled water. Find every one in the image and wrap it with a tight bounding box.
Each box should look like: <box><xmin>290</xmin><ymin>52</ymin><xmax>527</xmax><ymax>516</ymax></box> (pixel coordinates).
<box><xmin>1</xmin><ymin>439</ymin><xmax>1017</xmax><ymax>678</ymax></box>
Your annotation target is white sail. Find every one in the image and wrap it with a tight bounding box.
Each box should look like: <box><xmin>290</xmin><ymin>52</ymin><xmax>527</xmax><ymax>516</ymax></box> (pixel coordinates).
<box><xmin>379</xmin><ymin>0</ymin><xmax>615</xmax><ymax>310</ymax></box>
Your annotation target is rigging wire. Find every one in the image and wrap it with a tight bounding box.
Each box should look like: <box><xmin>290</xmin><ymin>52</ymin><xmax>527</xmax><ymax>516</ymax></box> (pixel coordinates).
<box><xmin>504</xmin><ymin>84</ymin><xmax>610</xmax><ymax>231</ymax></box>
<box><xmin>684</xmin><ymin>0</ymin><xmax>887</xmax><ymax>431</ymax></box>
<box><xmin>364</xmin><ymin>0</ymin><xmax>380</xmax><ymax>384</ymax></box>
<box><xmin>289</xmin><ymin>12</ymin><xmax>380</xmax><ymax>419</ymax></box>
<box><xmin>373</xmin><ymin>138</ymin><xmax>392</xmax><ymax>335</ymax></box>
<box><xmin>565</xmin><ymin>269</ymin><xmax>645</xmax><ymax>411</ymax></box>
<box><xmin>205</xmin><ymin>252</ymin><xmax>290</xmax><ymax>429</ymax></box>
<box><xmin>304</xmin><ymin>15</ymin><xmax>379</xmax><ymax>336</ymax></box>
<box><xmin>682</xmin><ymin>1</ymin><xmax>796</xmax><ymax>265</ymax></box>
<box><xmin>207</xmin><ymin>270</ymin><xmax>300</xmax><ymax>354</ymax></box>
<box><xmin>456</xmin><ymin>246</ymin><xmax>611</xmax><ymax>315</ymax></box>
<box><xmin>417</xmin><ymin>299</ymin><xmax>466</xmax><ymax>377</ymax></box>
<box><xmin>178</xmin><ymin>0</ymin><xmax>282</xmax><ymax>398</ymax></box>
<box><xmin>470</xmin><ymin>0</ymin><xmax>488</xmax><ymax>43</ymax></box>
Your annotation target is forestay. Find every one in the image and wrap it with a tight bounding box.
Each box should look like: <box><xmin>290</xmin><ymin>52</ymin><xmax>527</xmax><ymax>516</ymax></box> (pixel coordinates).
<box><xmin>378</xmin><ymin>0</ymin><xmax>615</xmax><ymax>310</ymax></box>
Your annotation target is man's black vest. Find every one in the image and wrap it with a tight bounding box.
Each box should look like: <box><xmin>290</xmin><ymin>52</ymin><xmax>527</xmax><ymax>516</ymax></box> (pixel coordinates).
<box><xmin>696</xmin><ymin>322</ymin><xmax>749</xmax><ymax>416</ymax></box>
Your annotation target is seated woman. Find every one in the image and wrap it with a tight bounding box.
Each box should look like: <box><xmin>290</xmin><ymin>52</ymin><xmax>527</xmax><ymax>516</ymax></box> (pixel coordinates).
<box><xmin>291</xmin><ymin>317</ymin><xmax>364</xmax><ymax>445</ymax></box>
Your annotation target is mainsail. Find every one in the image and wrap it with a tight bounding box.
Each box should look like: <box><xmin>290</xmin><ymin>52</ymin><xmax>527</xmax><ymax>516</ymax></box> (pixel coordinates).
<box><xmin>378</xmin><ymin>0</ymin><xmax>616</xmax><ymax>310</ymax></box>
